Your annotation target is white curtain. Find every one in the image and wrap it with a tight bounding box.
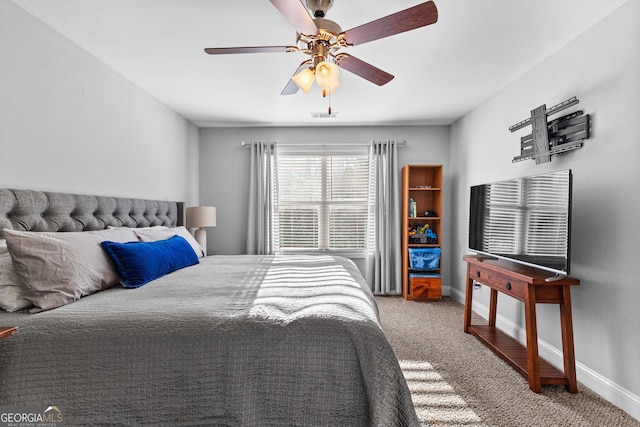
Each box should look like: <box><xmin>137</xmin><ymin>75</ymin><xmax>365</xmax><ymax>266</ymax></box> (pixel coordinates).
<box><xmin>365</xmin><ymin>140</ymin><xmax>402</xmax><ymax>295</ymax></box>
<box><xmin>246</xmin><ymin>141</ymin><xmax>278</xmax><ymax>255</ymax></box>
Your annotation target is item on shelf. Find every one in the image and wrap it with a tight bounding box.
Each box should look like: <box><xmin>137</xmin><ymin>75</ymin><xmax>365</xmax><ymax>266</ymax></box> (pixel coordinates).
<box><xmin>408</xmin><ymin>247</ymin><xmax>441</xmax><ymax>271</ymax></box>
<box><xmin>409</xmin><ymin>198</ymin><xmax>417</xmax><ymax>218</ymax></box>
<box><xmin>409</xmin><ymin>234</ymin><xmax>426</xmax><ymax>244</ymax></box>
<box><xmin>408</xmin><ymin>225</ymin><xmax>438</xmax><ymax>244</ymax></box>
<box><xmin>424</xmin><ymin>228</ymin><xmax>438</xmax><ymax>243</ymax></box>
<box><xmin>424</xmin><ymin>210</ymin><xmax>438</xmax><ymax>217</ymax></box>
<box><xmin>409</xmin><ymin>273</ymin><xmax>442</xmax><ymax>300</ymax></box>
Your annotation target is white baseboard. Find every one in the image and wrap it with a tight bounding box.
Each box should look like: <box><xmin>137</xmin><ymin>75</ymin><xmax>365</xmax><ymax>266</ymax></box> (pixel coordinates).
<box><xmin>449</xmin><ymin>288</ymin><xmax>640</xmax><ymax>422</ymax></box>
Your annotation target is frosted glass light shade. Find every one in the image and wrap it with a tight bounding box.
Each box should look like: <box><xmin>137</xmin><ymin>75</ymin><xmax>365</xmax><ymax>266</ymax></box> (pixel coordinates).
<box><xmin>186</xmin><ymin>206</ymin><xmax>217</xmax><ymax>228</ymax></box>
<box><xmin>315</xmin><ymin>61</ymin><xmax>339</xmax><ymax>88</ymax></box>
<box><xmin>292</xmin><ymin>68</ymin><xmax>315</xmax><ymax>94</ymax></box>
<box><xmin>322</xmin><ymin>80</ymin><xmax>341</xmax><ymax>95</ymax></box>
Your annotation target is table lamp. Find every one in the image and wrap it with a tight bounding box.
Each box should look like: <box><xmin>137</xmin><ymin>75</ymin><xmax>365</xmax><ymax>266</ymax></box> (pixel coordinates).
<box><xmin>186</xmin><ymin>206</ymin><xmax>216</xmax><ymax>256</ymax></box>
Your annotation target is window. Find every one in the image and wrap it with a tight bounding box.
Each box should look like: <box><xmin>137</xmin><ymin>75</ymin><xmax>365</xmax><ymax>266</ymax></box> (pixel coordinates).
<box><xmin>276</xmin><ymin>150</ymin><xmax>369</xmax><ymax>255</ymax></box>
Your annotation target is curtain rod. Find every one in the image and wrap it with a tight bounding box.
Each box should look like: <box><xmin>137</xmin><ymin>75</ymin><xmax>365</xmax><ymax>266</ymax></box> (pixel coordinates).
<box><xmin>241</xmin><ymin>140</ymin><xmax>407</xmax><ymax>147</ymax></box>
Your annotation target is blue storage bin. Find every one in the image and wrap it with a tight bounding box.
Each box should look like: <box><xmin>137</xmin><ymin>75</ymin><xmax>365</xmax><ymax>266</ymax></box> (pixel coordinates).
<box><xmin>409</xmin><ymin>247</ymin><xmax>441</xmax><ymax>271</ymax></box>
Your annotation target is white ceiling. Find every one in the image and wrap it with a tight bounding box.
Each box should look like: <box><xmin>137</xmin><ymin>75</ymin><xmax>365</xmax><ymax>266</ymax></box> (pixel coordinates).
<box><xmin>12</xmin><ymin>0</ymin><xmax>627</xmax><ymax>127</ymax></box>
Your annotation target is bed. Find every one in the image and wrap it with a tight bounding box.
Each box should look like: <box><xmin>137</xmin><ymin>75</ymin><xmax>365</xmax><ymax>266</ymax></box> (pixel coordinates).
<box><xmin>0</xmin><ymin>189</ymin><xmax>418</xmax><ymax>426</ymax></box>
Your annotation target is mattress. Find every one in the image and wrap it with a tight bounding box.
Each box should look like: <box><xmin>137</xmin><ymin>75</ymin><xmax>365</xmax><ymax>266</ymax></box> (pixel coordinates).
<box><xmin>0</xmin><ymin>254</ymin><xmax>418</xmax><ymax>426</ymax></box>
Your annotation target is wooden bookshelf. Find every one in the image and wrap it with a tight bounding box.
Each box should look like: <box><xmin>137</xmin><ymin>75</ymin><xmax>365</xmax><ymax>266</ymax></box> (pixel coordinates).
<box><xmin>401</xmin><ymin>165</ymin><xmax>443</xmax><ymax>301</ymax></box>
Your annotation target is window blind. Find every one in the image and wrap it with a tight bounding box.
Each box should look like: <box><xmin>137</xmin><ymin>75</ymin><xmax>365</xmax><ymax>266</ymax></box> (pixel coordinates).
<box><xmin>277</xmin><ymin>153</ymin><xmax>369</xmax><ymax>252</ymax></box>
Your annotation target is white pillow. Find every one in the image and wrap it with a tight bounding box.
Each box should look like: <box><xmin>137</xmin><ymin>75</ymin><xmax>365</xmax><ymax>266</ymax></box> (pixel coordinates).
<box><xmin>132</xmin><ymin>226</ymin><xmax>205</xmax><ymax>258</ymax></box>
<box><xmin>4</xmin><ymin>227</ymin><xmax>138</xmax><ymax>312</ymax></box>
<box><xmin>0</xmin><ymin>247</ymin><xmax>32</xmax><ymax>312</ymax></box>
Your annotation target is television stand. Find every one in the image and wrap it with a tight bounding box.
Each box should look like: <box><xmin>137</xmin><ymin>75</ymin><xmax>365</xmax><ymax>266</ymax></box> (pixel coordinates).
<box><xmin>463</xmin><ymin>255</ymin><xmax>580</xmax><ymax>393</ymax></box>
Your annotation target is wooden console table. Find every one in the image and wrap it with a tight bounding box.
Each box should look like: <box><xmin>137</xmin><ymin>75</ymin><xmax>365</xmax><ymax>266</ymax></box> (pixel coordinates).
<box><xmin>463</xmin><ymin>255</ymin><xmax>580</xmax><ymax>393</ymax></box>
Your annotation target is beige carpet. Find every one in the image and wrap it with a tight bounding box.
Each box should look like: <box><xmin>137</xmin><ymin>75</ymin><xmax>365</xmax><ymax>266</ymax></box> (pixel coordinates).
<box><xmin>375</xmin><ymin>296</ymin><xmax>639</xmax><ymax>427</ymax></box>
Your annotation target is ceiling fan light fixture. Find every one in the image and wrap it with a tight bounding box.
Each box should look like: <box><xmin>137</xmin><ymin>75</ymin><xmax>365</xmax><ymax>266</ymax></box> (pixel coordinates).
<box><xmin>314</xmin><ymin>60</ymin><xmax>339</xmax><ymax>88</ymax></box>
<box><xmin>292</xmin><ymin>67</ymin><xmax>315</xmax><ymax>94</ymax></box>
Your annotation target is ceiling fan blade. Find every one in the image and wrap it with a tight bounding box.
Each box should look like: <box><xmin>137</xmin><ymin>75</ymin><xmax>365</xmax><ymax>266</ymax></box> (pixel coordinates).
<box><xmin>336</xmin><ymin>54</ymin><xmax>394</xmax><ymax>86</ymax></box>
<box><xmin>342</xmin><ymin>1</ymin><xmax>438</xmax><ymax>46</ymax></box>
<box><xmin>281</xmin><ymin>60</ymin><xmax>312</xmax><ymax>95</ymax></box>
<box><xmin>269</xmin><ymin>0</ymin><xmax>318</xmax><ymax>36</ymax></box>
<box><xmin>204</xmin><ymin>46</ymin><xmax>294</xmax><ymax>55</ymax></box>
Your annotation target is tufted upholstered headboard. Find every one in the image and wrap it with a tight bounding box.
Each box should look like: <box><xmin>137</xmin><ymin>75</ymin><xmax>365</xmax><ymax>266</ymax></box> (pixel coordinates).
<box><xmin>0</xmin><ymin>188</ymin><xmax>183</xmax><ymax>238</ymax></box>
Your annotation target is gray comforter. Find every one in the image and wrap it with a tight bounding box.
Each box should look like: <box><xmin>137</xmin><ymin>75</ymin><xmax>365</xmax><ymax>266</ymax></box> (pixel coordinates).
<box><xmin>0</xmin><ymin>255</ymin><xmax>418</xmax><ymax>426</ymax></box>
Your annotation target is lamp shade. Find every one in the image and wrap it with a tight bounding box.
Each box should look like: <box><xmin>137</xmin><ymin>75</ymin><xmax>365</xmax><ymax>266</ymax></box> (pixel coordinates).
<box><xmin>322</xmin><ymin>80</ymin><xmax>341</xmax><ymax>96</ymax></box>
<box><xmin>186</xmin><ymin>206</ymin><xmax>216</xmax><ymax>228</ymax></box>
<box><xmin>292</xmin><ymin>67</ymin><xmax>315</xmax><ymax>94</ymax></box>
<box><xmin>314</xmin><ymin>61</ymin><xmax>339</xmax><ymax>88</ymax></box>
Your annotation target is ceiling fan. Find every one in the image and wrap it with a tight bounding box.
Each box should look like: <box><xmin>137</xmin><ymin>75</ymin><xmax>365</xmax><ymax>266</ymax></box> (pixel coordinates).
<box><xmin>204</xmin><ymin>0</ymin><xmax>438</xmax><ymax>96</ymax></box>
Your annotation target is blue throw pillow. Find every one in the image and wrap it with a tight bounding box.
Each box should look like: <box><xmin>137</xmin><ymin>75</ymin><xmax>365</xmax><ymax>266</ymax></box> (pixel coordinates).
<box><xmin>101</xmin><ymin>235</ymin><xmax>199</xmax><ymax>288</ymax></box>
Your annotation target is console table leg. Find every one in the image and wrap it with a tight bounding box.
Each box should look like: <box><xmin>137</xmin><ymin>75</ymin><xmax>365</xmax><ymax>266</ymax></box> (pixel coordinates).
<box><xmin>524</xmin><ymin>285</ymin><xmax>542</xmax><ymax>393</ymax></box>
<box><xmin>488</xmin><ymin>289</ymin><xmax>498</xmax><ymax>327</ymax></box>
<box><xmin>464</xmin><ymin>269</ymin><xmax>474</xmax><ymax>334</ymax></box>
<box><xmin>560</xmin><ymin>286</ymin><xmax>578</xmax><ymax>393</ymax></box>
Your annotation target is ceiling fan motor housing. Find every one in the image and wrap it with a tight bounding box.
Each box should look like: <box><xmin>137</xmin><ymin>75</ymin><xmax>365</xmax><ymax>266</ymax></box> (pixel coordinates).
<box><xmin>311</xmin><ymin>41</ymin><xmax>330</xmax><ymax>67</ymax></box>
<box><xmin>306</xmin><ymin>0</ymin><xmax>334</xmax><ymax>18</ymax></box>
<box><xmin>297</xmin><ymin>17</ymin><xmax>342</xmax><ymax>66</ymax></box>
<box><xmin>313</xmin><ymin>18</ymin><xmax>342</xmax><ymax>39</ymax></box>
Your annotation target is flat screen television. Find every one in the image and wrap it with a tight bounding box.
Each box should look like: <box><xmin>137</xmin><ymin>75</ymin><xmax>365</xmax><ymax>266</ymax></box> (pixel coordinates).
<box><xmin>469</xmin><ymin>169</ymin><xmax>572</xmax><ymax>276</ymax></box>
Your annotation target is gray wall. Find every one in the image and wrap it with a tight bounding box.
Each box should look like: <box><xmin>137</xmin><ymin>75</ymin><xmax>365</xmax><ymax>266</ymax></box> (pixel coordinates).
<box><xmin>449</xmin><ymin>2</ymin><xmax>640</xmax><ymax>418</ymax></box>
<box><xmin>0</xmin><ymin>1</ymin><xmax>199</xmax><ymax>205</ymax></box>
<box><xmin>198</xmin><ymin>125</ymin><xmax>451</xmax><ymax>287</ymax></box>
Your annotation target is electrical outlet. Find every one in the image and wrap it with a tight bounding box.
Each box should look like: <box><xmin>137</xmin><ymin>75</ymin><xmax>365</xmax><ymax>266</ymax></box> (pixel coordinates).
<box><xmin>473</xmin><ymin>281</ymin><xmax>481</xmax><ymax>290</ymax></box>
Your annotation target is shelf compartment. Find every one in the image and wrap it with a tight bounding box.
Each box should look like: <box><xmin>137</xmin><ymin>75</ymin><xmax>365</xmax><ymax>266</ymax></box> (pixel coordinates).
<box><xmin>467</xmin><ymin>325</ymin><xmax>569</xmax><ymax>385</ymax></box>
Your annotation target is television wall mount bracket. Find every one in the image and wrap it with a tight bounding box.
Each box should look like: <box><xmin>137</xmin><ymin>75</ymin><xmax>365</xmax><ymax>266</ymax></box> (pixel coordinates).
<box><xmin>509</xmin><ymin>96</ymin><xmax>591</xmax><ymax>164</ymax></box>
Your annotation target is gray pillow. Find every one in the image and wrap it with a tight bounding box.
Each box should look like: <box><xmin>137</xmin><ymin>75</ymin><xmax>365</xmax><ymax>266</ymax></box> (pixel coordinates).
<box><xmin>0</xmin><ymin>240</ymin><xmax>32</xmax><ymax>312</ymax></box>
<box><xmin>132</xmin><ymin>226</ymin><xmax>205</xmax><ymax>258</ymax></box>
<box><xmin>4</xmin><ymin>228</ymin><xmax>138</xmax><ymax>312</ymax></box>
